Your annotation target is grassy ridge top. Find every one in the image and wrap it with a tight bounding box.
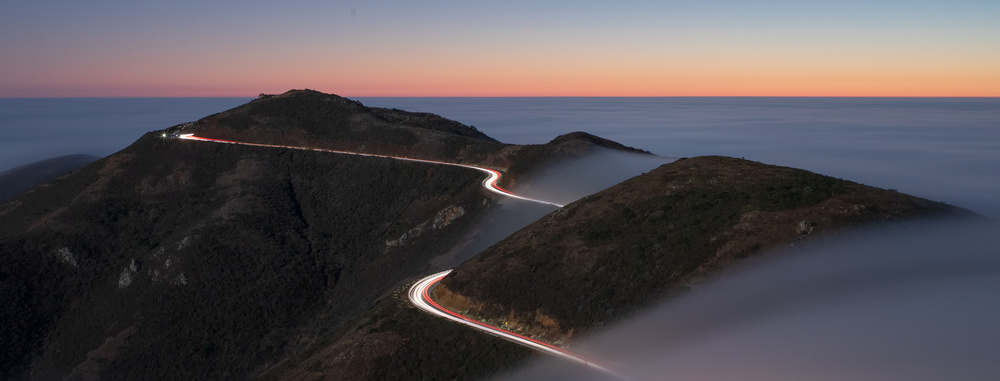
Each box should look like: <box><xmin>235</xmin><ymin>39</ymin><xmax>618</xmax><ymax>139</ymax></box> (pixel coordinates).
<box><xmin>438</xmin><ymin>156</ymin><xmax>971</xmax><ymax>343</ymax></box>
<box><xmin>165</xmin><ymin>89</ymin><xmax>652</xmax><ymax>176</ymax></box>
<box><xmin>171</xmin><ymin>89</ymin><xmax>504</xmax><ymax>165</ymax></box>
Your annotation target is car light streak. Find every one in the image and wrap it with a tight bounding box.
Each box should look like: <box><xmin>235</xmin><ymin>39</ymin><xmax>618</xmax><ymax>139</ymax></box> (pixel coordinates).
<box><xmin>177</xmin><ymin>134</ymin><xmax>563</xmax><ymax>207</ymax></box>
<box><xmin>408</xmin><ymin>270</ymin><xmax>629</xmax><ymax>380</ymax></box>
<box><xmin>175</xmin><ymin>133</ymin><xmax>625</xmax><ymax>377</ymax></box>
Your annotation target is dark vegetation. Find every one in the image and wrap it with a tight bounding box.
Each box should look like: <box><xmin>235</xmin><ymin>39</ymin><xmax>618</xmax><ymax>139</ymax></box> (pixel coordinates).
<box><xmin>368</xmin><ymin>107</ymin><xmax>498</xmax><ymax>143</ymax></box>
<box><xmin>440</xmin><ymin>156</ymin><xmax>972</xmax><ymax>342</ymax></box>
<box><xmin>184</xmin><ymin>89</ymin><xmax>504</xmax><ymax>165</ymax></box>
<box><xmin>0</xmin><ymin>90</ymin><xmax>653</xmax><ymax>380</ymax></box>
<box><xmin>0</xmin><ymin>91</ymin><xmax>523</xmax><ymax>380</ymax></box>
<box><xmin>0</xmin><ymin>154</ymin><xmax>98</xmax><ymax>203</ymax></box>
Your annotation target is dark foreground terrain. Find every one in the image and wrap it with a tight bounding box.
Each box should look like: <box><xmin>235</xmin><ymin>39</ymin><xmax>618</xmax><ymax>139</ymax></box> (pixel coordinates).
<box><xmin>0</xmin><ymin>90</ymin><xmax>645</xmax><ymax>380</ymax></box>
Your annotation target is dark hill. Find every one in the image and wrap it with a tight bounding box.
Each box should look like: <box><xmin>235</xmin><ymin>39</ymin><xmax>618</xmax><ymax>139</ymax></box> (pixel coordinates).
<box><xmin>435</xmin><ymin>156</ymin><xmax>972</xmax><ymax>344</ymax></box>
<box><xmin>267</xmin><ymin>156</ymin><xmax>971</xmax><ymax>381</ymax></box>
<box><xmin>0</xmin><ymin>132</ymin><xmax>491</xmax><ymax>380</ymax></box>
<box><xmin>501</xmin><ymin>131</ymin><xmax>654</xmax><ymax>188</ymax></box>
<box><xmin>174</xmin><ymin>90</ymin><xmax>655</xmax><ymax>177</ymax></box>
<box><xmin>0</xmin><ymin>154</ymin><xmax>98</xmax><ymax>203</ymax></box>
<box><xmin>545</xmin><ymin>131</ymin><xmax>651</xmax><ymax>155</ymax></box>
<box><xmin>177</xmin><ymin>89</ymin><xmax>504</xmax><ymax>165</ymax></box>
<box><xmin>0</xmin><ymin>90</ymin><xmax>646</xmax><ymax>380</ymax></box>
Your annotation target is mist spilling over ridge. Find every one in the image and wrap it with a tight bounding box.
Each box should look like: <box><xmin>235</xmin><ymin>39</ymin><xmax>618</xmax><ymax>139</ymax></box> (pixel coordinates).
<box><xmin>500</xmin><ymin>219</ymin><xmax>1000</xmax><ymax>381</ymax></box>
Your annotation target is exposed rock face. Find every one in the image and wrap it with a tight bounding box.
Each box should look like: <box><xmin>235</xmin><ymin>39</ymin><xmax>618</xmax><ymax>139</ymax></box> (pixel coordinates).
<box><xmin>171</xmin><ymin>273</ymin><xmax>188</xmax><ymax>286</ymax></box>
<box><xmin>56</xmin><ymin>247</ymin><xmax>78</xmax><ymax>267</ymax></box>
<box><xmin>386</xmin><ymin>205</ymin><xmax>467</xmax><ymax>248</ymax></box>
<box><xmin>175</xmin><ymin>235</ymin><xmax>194</xmax><ymax>251</ymax></box>
<box><xmin>433</xmin><ymin>205</ymin><xmax>466</xmax><ymax>229</ymax></box>
<box><xmin>117</xmin><ymin>259</ymin><xmax>141</xmax><ymax>289</ymax></box>
<box><xmin>799</xmin><ymin>220</ymin><xmax>816</xmax><ymax>234</ymax></box>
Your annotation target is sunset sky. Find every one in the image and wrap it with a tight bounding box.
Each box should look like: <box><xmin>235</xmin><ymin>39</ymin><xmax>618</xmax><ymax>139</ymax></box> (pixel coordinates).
<box><xmin>2</xmin><ymin>1</ymin><xmax>998</xmax><ymax>97</ymax></box>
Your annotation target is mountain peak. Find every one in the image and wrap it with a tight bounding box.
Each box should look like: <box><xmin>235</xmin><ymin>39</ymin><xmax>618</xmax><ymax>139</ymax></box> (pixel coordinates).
<box><xmin>169</xmin><ymin>89</ymin><xmax>502</xmax><ymax>163</ymax></box>
<box><xmin>254</xmin><ymin>89</ymin><xmax>366</xmax><ymax>109</ymax></box>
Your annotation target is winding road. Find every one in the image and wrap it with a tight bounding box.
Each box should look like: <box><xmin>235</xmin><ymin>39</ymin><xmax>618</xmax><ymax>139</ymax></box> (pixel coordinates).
<box><xmin>175</xmin><ymin>133</ymin><xmax>624</xmax><ymax>379</ymax></box>
<box><xmin>410</xmin><ymin>270</ymin><xmax>626</xmax><ymax>378</ymax></box>
<box><xmin>177</xmin><ymin>134</ymin><xmax>563</xmax><ymax>207</ymax></box>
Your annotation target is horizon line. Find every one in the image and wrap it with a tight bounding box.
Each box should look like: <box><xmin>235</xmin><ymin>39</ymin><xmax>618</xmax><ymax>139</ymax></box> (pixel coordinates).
<box><xmin>2</xmin><ymin>94</ymin><xmax>999</xmax><ymax>99</ymax></box>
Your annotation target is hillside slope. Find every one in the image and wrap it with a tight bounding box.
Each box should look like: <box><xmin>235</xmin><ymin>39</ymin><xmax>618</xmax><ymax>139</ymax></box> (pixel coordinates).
<box><xmin>436</xmin><ymin>156</ymin><xmax>972</xmax><ymax>344</ymax></box>
<box><xmin>0</xmin><ymin>132</ymin><xmax>493</xmax><ymax>380</ymax></box>
<box><xmin>0</xmin><ymin>90</ymin><xmax>648</xmax><ymax>380</ymax></box>
<box><xmin>268</xmin><ymin>155</ymin><xmax>971</xmax><ymax>381</ymax></box>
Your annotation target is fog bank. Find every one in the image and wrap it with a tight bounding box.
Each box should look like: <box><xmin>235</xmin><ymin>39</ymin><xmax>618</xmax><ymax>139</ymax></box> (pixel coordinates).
<box><xmin>498</xmin><ymin>219</ymin><xmax>1000</xmax><ymax>380</ymax></box>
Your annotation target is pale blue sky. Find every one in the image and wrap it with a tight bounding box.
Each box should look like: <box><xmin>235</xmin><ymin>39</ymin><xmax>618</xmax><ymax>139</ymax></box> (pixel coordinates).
<box><xmin>2</xmin><ymin>0</ymin><xmax>998</xmax><ymax>96</ymax></box>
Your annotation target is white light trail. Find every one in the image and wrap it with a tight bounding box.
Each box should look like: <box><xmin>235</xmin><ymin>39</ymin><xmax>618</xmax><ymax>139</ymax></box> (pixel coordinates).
<box><xmin>177</xmin><ymin>134</ymin><xmax>564</xmax><ymax>207</ymax></box>
<box><xmin>408</xmin><ymin>270</ymin><xmax>629</xmax><ymax>380</ymax></box>
<box><xmin>176</xmin><ymin>133</ymin><xmax>625</xmax><ymax>377</ymax></box>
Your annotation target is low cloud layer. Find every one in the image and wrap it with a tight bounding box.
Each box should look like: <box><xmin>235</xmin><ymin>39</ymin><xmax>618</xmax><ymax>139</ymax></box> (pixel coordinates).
<box><xmin>499</xmin><ymin>219</ymin><xmax>1000</xmax><ymax>380</ymax></box>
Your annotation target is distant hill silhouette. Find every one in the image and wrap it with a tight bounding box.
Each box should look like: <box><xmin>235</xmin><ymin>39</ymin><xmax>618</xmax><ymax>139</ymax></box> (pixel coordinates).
<box><xmin>0</xmin><ymin>154</ymin><xmax>98</xmax><ymax>203</ymax></box>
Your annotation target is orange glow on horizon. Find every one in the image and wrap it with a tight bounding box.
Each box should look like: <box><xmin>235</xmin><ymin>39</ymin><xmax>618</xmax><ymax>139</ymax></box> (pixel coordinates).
<box><xmin>3</xmin><ymin>2</ymin><xmax>998</xmax><ymax>98</ymax></box>
<box><xmin>4</xmin><ymin>31</ymin><xmax>996</xmax><ymax>98</ymax></box>
<box><xmin>4</xmin><ymin>54</ymin><xmax>997</xmax><ymax>98</ymax></box>
<box><xmin>7</xmin><ymin>80</ymin><xmax>996</xmax><ymax>98</ymax></box>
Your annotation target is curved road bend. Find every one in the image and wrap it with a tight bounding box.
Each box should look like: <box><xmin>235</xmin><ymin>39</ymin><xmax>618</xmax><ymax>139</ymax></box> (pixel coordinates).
<box><xmin>410</xmin><ymin>270</ymin><xmax>628</xmax><ymax>379</ymax></box>
<box><xmin>177</xmin><ymin>134</ymin><xmax>563</xmax><ymax>207</ymax></box>
<box><xmin>176</xmin><ymin>134</ymin><xmax>625</xmax><ymax>379</ymax></box>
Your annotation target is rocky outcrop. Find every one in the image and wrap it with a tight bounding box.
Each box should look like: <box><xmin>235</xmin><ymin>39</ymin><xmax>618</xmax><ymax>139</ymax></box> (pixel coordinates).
<box><xmin>386</xmin><ymin>205</ymin><xmax>467</xmax><ymax>248</ymax></box>
<box><xmin>55</xmin><ymin>247</ymin><xmax>78</xmax><ymax>267</ymax></box>
<box><xmin>117</xmin><ymin>259</ymin><xmax>141</xmax><ymax>289</ymax></box>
